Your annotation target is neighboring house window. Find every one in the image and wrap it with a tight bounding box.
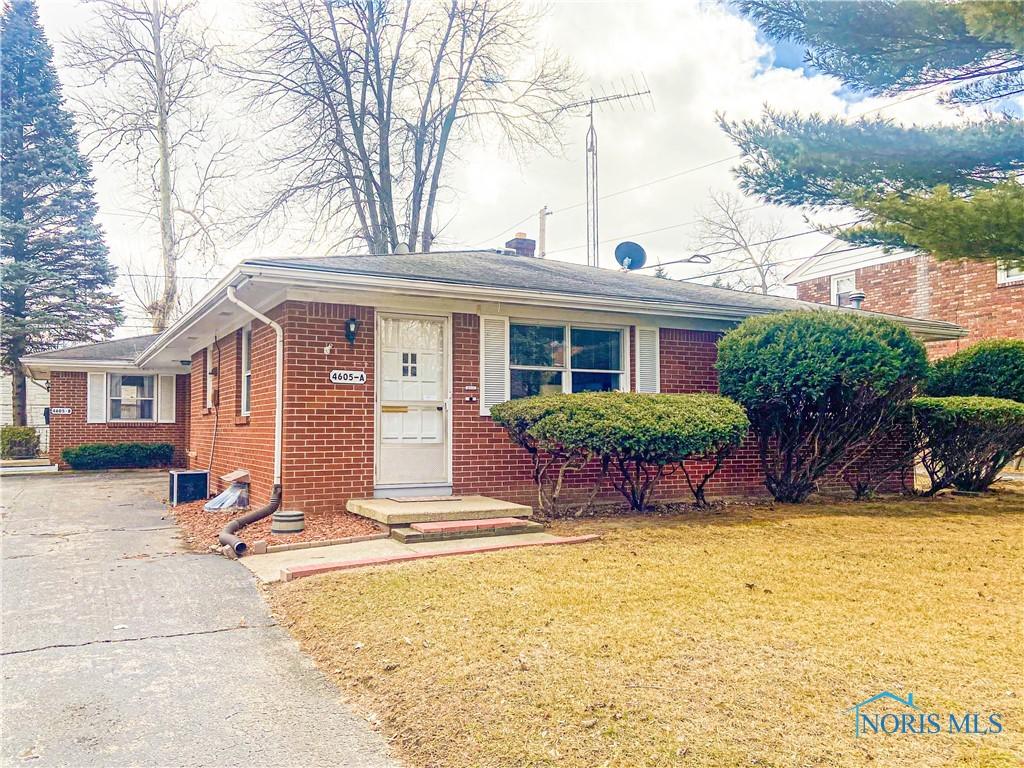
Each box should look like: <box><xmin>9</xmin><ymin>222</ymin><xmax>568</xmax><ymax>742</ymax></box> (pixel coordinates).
<box><xmin>509</xmin><ymin>323</ymin><xmax>623</xmax><ymax>398</ymax></box>
<box><xmin>831</xmin><ymin>272</ymin><xmax>857</xmax><ymax>306</ymax></box>
<box><xmin>108</xmin><ymin>374</ymin><xmax>155</xmax><ymax>421</ymax></box>
<box><xmin>997</xmin><ymin>263</ymin><xmax>1024</xmax><ymax>285</ymax></box>
<box><xmin>205</xmin><ymin>344</ymin><xmax>215</xmax><ymax>409</ymax></box>
<box><xmin>240</xmin><ymin>324</ymin><xmax>252</xmax><ymax>416</ymax></box>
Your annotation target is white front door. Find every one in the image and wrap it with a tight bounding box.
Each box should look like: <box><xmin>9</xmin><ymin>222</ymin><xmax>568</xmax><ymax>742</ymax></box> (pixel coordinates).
<box><xmin>376</xmin><ymin>314</ymin><xmax>449</xmax><ymax>487</ymax></box>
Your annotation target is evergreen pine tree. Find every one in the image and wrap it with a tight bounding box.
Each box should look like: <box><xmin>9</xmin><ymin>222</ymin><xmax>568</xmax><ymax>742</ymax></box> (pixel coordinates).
<box><xmin>1</xmin><ymin>0</ymin><xmax>122</xmax><ymax>426</ymax></box>
<box><xmin>722</xmin><ymin>0</ymin><xmax>1024</xmax><ymax>266</ymax></box>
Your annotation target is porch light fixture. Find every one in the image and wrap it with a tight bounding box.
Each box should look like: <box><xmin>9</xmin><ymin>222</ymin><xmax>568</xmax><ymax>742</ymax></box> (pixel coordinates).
<box><xmin>345</xmin><ymin>317</ymin><xmax>359</xmax><ymax>346</ymax></box>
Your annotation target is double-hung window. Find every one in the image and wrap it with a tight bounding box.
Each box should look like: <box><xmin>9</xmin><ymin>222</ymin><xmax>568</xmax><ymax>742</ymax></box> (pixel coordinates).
<box><xmin>205</xmin><ymin>344</ymin><xmax>215</xmax><ymax>409</ymax></box>
<box><xmin>108</xmin><ymin>374</ymin><xmax>155</xmax><ymax>421</ymax></box>
<box><xmin>831</xmin><ymin>272</ymin><xmax>857</xmax><ymax>306</ymax></box>
<box><xmin>240</xmin><ymin>324</ymin><xmax>252</xmax><ymax>416</ymax></box>
<box><xmin>509</xmin><ymin>323</ymin><xmax>623</xmax><ymax>398</ymax></box>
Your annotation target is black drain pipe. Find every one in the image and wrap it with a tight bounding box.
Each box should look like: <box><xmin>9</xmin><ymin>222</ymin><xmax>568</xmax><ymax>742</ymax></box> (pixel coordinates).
<box><xmin>217</xmin><ymin>283</ymin><xmax>285</xmax><ymax>557</ymax></box>
<box><xmin>219</xmin><ymin>484</ymin><xmax>282</xmax><ymax>556</ymax></box>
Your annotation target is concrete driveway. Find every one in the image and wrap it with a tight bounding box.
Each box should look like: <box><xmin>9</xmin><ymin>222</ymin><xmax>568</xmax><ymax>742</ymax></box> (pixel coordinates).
<box><xmin>1</xmin><ymin>471</ymin><xmax>397</xmax><ymax>768</ymax></box>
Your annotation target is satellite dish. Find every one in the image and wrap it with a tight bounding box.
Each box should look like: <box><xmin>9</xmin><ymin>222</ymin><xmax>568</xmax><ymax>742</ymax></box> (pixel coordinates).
<box><xmin>614</xmin><ymin>241</ymin><xmax>646</xmax><ymax>270</ymax></box>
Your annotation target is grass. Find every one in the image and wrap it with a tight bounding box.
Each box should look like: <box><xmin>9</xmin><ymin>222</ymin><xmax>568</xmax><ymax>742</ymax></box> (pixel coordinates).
<box><xmin>271</xmin><ymin>488</ymin><xmax>1024</xmax><ymax>768</ymax></box>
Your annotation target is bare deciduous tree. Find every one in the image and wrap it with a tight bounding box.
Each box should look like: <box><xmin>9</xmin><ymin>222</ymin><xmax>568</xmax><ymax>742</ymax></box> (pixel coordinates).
<box><xmin>64</xmin><ymin>0</ymin><xmax>237</xmax><ymax>331</ymax></box>
<box><xmin>239</xmin><ymin>0</ymin><xmax>578</xmax><ymax>254</ymax></box>
<box><xmin>694</xmin><ymin>191</ymin><xmax>784</xmax><ymax>295</ymax></box>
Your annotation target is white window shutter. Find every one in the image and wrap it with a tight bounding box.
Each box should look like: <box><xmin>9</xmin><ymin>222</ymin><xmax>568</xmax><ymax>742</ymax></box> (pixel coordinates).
<box><xmin>157</xmin><ymin>375</ymin><xmax>176</xmax><ymax>423</ymax></box>
<box><xmin>636</xmin><ymin>327</ymin><xmax>660</xmax><ymax>393</ymax></box>
<box><xmin>86</xmin><ymin>373</ymin><xmax>106</xmax><ymax>423</ymax></box>
<box><xmin>479</xmin><ymin>315</ymin><xmax>510</xmax><ymax>415</ymax></box>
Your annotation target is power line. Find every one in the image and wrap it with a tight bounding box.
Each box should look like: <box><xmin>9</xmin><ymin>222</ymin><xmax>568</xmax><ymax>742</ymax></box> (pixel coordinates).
<box><xmin>546</xmin><ymin>203</ymin><xmax>766</xmax><ymax>255</ymax></box>
<box><xmin>637</xmin><ymin>219</ymin><xmax>862</xmax><ymax>271</ymax></box>
<box><xmin>678</xmin><ymin>243</ymin><xmax>871</xmax><ymax>282</ymax></box>
<box><xmin>469</xmin><ymin>84</ymin><xmax>946</xmax><ymax>251</ymax></box>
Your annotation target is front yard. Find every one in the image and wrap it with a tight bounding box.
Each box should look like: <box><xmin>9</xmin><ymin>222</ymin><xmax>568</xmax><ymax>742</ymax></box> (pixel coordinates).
<box><xmin>272</xmin><ymin>489</ymin><xmax>1023</xmax><ymax>768</ymax></box>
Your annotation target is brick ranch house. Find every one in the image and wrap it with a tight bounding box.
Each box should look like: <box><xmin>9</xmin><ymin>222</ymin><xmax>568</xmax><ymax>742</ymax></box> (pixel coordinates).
<box><xmin>786</xmin><ymin>241</ymin><xmax>1023</xmax><ymax>359</ymax></box>
<box><xmin>22</xmin><ymin>244</ymin><xmax>965</xmax><ymax>514</ymax></box>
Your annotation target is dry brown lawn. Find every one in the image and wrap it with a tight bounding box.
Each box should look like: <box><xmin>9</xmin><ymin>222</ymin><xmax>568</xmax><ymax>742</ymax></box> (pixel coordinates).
<box><xmin>272</xmin><ymin>488</ymin><xmax>1024</xmax><ymax>768</ymax></box>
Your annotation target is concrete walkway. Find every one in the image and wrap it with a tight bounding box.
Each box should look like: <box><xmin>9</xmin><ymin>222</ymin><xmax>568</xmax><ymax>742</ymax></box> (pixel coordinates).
<box><xmin>241</xmin><ymin>531</ymin><xmax>598</xmax><ymax>583</ymax></box>
<box><xmin>1</xmin><ymin>471</ymin><xmax>397</xmax><ymax>768</ymax></box>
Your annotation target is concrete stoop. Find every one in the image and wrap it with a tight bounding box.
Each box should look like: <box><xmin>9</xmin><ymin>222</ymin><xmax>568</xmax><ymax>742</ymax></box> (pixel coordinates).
<box><xmin>346</xmin><ymin>495</ymin><xmax>532</xmax><ymax>525</ymax></box>
<box><xmin>390</xmin><ymin>517</ymin><xmax>544</xmax><ymax>543</ymax></box>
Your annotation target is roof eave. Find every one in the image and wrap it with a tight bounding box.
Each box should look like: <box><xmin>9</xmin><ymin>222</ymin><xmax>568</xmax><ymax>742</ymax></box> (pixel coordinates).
<box><xmin>240</xmin><ymin>261</ymin><xmax>967</xmax><ymax>341</ymax></box>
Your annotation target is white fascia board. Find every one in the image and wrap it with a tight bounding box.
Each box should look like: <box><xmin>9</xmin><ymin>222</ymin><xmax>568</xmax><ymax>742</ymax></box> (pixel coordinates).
<box><xmin>786</xmin><ymin>247</ymin><xmax>915</xmax><ymax>284</ymax></box>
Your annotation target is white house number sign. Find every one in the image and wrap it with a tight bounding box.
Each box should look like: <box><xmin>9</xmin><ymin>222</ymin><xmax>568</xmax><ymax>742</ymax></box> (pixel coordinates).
<box><xmin>329</xmin><ymin>370</ymin><xmax>366</xmax><ymax>385</ymax></box>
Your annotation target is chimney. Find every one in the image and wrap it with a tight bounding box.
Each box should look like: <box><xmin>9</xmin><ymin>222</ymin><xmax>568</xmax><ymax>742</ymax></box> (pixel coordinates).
<box><xmin>504</xmin><ymin>231</ymin><xmax>536</xmax><ymax>258</ymax></box>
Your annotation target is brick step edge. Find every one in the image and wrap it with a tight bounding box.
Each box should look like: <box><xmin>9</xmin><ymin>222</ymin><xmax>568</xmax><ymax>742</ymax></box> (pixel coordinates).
<box><xmin>391</xmin><ymin>522</ymin><xmax>543</xmax><ymax>543</ymax></box>
<box><xmin>280</xmin><ymin>534</ymin><xmax>601</xmax><ymax>581</ymax></box>
<box><xmin>410</xmin><ymin>516</ymin><xmax>529</xmax><ymax>534</ymax></box>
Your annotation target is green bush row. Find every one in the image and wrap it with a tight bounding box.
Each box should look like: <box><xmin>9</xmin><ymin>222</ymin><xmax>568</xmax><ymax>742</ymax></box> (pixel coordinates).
<box><xmin>61</xmin><ymin>442</ymin><xmax>175</xmax><ymax>470</ymax></box>
<box><xmin>1</xmin><ymin>426</ymin><xmax>40</xmax><ymax>459</ymax></box>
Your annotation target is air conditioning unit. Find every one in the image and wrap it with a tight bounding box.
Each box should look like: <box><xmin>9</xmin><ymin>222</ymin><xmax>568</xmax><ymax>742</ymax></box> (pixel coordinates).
<box><xmin>169</xmin><ymin>469</ymin><xmax>209</xmax><ymax>506</ymax></box>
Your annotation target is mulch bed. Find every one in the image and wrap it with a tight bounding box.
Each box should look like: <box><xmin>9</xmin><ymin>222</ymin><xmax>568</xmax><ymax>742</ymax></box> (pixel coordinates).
<box><xmin>170</xmin><ymin>500</ymin><xmax>382</xmax><ymax>552</ymax></box>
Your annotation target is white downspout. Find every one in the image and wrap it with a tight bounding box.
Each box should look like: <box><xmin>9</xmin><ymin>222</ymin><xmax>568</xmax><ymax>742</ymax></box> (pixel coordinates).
<box><xmin>225</xmin><ymin>285</ymin><xmax>283</xmax><ymax>485</ymax></box>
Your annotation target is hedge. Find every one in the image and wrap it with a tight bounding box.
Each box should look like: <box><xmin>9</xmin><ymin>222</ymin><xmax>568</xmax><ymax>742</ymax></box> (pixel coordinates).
<box><xmin>912</xmin><ymin>396</ymin><xmax>1024</xmax><ymax>494</ymax></box>
<box><xmin>491</xmin><ymin>392</ymin><xmax>749</xmax><ymax>513</ymax></box>
<box><xmin>1</xmin><ymin>426</ymin><xmax>40</xmax><ymax>459</ymax></box>
<box><xmin>717</xmin><ymin>310</ymin><xmax>927</xmax><ymax>502</ymax></box>
<box><xmin>61</xmin><ymin>442</ymin><xmax>175</xmax><ymax>470</ymax></box>
<box><xmin>925</xmin><ymin>339</ymin><xmax>1024</xmax><ymax>403</ymax></box>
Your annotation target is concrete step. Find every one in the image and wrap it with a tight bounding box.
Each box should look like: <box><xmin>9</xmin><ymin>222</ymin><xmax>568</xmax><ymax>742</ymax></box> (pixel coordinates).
<box><xmin>347</xmin><ymin>495</ymin><xmax>532</xmax><ymax>525</ymax></box>
<box><xmin>391</xmin><ymin>517</ymin><xmax>544</xmax><ymax>544</ymax></box>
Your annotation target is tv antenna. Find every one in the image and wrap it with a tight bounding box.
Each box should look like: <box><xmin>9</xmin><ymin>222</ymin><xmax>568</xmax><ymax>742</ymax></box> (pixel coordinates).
<box><xmin>560</xmin><ymin>78</ymin><xmax>652</xmax><ymax>268</ymax></box>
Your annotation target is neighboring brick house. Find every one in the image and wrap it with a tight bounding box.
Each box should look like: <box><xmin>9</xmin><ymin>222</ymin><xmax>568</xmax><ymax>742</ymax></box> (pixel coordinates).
<box><xmin>787</xmin><ymin>242</ymin><xmax>1023</xmax><ymax>359</ymax></box>
<box><xmin>23</xmin><ymin>241</ymin><xmax>964</xmax><ymax>513</ymax></box>
<box><xmin>21</xmin><ymin>335</ymin><xmax>190</xmax><ymax>469</ymax></box>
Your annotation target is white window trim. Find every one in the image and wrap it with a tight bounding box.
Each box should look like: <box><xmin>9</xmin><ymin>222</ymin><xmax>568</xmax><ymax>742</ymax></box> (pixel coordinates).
<box><xmin>205</xmin><ymin>343</ymin><xmax>215</xmax><ymax>409</ymax></box>
<box><xmin>996</xmin><ymin>262</ymin><xmax>1024</xmax><ymax>285</ymax></box>
<box><xmin>240</xmin><ymin>323</ymin><xmax>252</xmax><ymax>416</ymax></box>
<box><xmin>107</xmin><ymin>373</ymin><xmax>156</xmax><ymax>423</ymax></box>
<box><xmin>830</xmin><ymin>272</ymin><xmax>857</xmax><ymax>306</ymax></box>
<box><xmin>508</xmin><ymin>321</ymin><xmax>628</xmax><ymax>397</ymax></box>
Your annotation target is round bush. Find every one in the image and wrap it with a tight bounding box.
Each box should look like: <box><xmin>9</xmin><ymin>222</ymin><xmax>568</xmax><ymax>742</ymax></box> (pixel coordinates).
<box><xmin>925</xmin><ymin>339</ymin><xmax>1024</xmax><ymax>403</ymax></box>
<box><xmin>912</xmin><ymin>395</ymin><xmax>1024</xmax><ymax>494</ymax></box>
<box><xmin>717</xmin><ymin>310</ymin><xmax>928</xmax><ymax>502</ymax></box>
<box><xmin>492</xmin><ymin>392</ymin><xmax>749</xmax><ymax>512</ymax></box>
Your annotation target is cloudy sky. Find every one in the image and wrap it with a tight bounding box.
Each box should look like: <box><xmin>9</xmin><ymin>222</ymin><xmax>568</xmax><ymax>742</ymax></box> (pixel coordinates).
<box><xmin>35</xmin><ymin>0</ymin><xmax>971</xmax><ymax>336</ymax></box>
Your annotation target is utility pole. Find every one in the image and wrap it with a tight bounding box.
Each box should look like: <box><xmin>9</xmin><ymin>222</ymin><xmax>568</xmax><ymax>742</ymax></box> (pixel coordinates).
<box><xmin>561</xmin><ymin>84</ymin><xmax>651</xmax><ymax>268</ymax></box>
<box><xmin>538</xmin><ymin>206</ymin><xmax>550</xmax><ymax>258</ymax></box>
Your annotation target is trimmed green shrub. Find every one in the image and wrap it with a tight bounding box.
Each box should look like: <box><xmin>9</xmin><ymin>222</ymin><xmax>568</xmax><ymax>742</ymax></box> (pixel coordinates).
<box><xmin>491</xmin><ymin>392</ymin><xmax>749</xmax><ymax>513</ymax></box>
<box><xmin>717</xmin><ymin>310</ymin><xmax>928</xmax><ymax>502</ymax></box>
<box><xmin>1</xmin><ymin>426</ymin><xmax>40</xmax><ymax>459</ymax></box>
<box><xmin>912</xmin><ymin>396</ymin><xmax>1024</xmax><ymax>494</ymax></box>
<box><xmin>925</xmin><ymin>339</ymin><xmax>1024</xmax><ymax>403</ymax></box>
<box><xmin>61</xmin><ymin>442</ymin><xmax>175</xmax><ymax>470</ymax></box>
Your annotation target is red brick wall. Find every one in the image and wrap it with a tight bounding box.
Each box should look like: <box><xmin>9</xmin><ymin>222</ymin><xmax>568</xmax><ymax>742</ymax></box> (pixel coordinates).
<box><xmin>795</xmin><ymin>256</ymin><xmax>1023</xmax><ymax>358</ymax></box>
<box><xmin>188</xmin><ymin>311</ymin><xmax>279</xmax><ymax>509</ymax></box>
<box><xmin>190</xmin><ymin>302</ymin><xmax>907</xmax><ymax>516</ymax></box>
<box><xmin>48</xmin><ymin>371</ymin><xmax>189</xmax><ymax>468</ymax></box>
<box><xmin>279</xmin><ymin>301</ymin><xmax>375</xmax><ymax>516</ymax></box>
